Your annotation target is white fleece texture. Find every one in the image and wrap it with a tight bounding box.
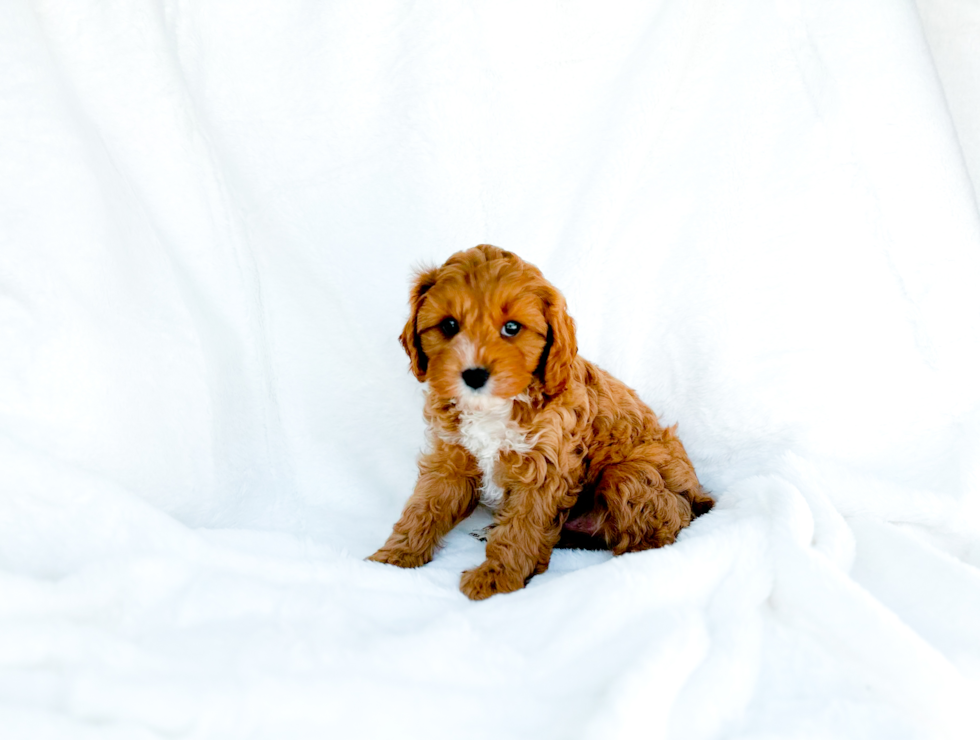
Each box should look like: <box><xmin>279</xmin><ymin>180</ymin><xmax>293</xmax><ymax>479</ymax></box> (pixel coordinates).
<box><xmin>2</xmin><ymin>1</ymin><xmax>980</xmax><ymax>738</ymax></box>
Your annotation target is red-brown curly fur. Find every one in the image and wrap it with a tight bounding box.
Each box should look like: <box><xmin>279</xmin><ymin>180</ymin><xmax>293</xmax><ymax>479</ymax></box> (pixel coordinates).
<box><xmin>369</xmin><ymin>245</ymin><xmax>713</xmax><ymax>600</ymax></box>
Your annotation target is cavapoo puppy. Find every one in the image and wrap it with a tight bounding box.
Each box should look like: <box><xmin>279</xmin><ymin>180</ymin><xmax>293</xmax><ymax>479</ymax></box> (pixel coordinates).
<box><xmin>369</xmin><ymin>245</ymin><xmax>713</xmax><ymax>600</ymax></box>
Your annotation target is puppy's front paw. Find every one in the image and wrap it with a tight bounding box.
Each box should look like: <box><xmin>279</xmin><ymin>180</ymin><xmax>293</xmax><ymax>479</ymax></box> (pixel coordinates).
<box><xmin>366</xmin><ymin>547</ymin><xmax>429</xmax><ymax>569</ymax></box>
<box><xmin>460</xmin><ymin>560</ymin><xmax>525</xmax><ymax>600</ymax></box>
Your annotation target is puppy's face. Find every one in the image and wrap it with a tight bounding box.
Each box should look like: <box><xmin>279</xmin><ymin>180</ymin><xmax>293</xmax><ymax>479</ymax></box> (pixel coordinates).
<box><xmin>400</xmin><ymin>245</ymin><xmax>577</xmax><ymax>402</ymax></box>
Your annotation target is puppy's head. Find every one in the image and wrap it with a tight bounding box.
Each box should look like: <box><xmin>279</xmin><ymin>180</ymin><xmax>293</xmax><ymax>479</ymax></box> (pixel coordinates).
<box><xmin>399</xmin><ymin>245</ymin><xmax>577</xmax><ymax>402</ymax></box>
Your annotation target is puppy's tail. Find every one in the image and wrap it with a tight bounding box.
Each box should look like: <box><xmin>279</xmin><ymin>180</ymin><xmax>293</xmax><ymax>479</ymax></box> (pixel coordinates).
<box><xmin>687</xmin><ymin>488</ymin><xmax>715</xmax><ymax>518</ymax></box>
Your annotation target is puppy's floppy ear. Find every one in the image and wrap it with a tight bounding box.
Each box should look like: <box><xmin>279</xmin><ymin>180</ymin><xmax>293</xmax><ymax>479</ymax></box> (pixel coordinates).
<box><xmin>399</xmin><ymin>266</ymin><xmax>440</xmax><ymax>381</ymax></box>
<box><xmin>537</xmin><ymin>285</ymin><xmax>577</xmax><ymax>396</ymax></box>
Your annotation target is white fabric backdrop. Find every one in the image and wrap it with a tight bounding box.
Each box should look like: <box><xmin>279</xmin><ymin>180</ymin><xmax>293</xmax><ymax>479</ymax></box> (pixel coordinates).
<box><xmin>2</xmin><ymin>1</ymin><xmax>979</xmax><ymax>738</ymax></box>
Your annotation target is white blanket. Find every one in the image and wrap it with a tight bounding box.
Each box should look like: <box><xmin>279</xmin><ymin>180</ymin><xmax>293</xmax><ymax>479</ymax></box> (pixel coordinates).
<box><xmin>2</xmin><ymin>1</ymin><xmax>979</xmax><ymax>737</ymax></box>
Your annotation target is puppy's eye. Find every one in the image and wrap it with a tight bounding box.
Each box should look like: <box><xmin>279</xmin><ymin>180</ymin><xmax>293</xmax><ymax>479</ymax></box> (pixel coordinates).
<box><xmin>501</xmin><ymin>321</ymin><xmax>522</xmax><ymax>338</ymax></box>
<box><xmin>439</xmin><ymin>317</ymin><xmax>460</xmax><ymax>337</ymax></box>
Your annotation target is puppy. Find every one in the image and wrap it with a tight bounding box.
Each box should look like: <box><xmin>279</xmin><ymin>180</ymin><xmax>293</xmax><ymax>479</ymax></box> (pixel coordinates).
<box><xmin>369</xmin><ymin>245</ymin><xmax>713</xmax><ymax>600</ymax></box>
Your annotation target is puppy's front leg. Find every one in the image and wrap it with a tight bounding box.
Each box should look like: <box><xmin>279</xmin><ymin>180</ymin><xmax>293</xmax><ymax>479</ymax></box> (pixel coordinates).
<box><xmin>460</xmin><ymin>453</ymin><xmax>573</xmax><ymax>600</ymax></box>
<box><xmin>368</xmin><ymin>444</ymin><xmax>478</xmax><ymax>568</ymax></box>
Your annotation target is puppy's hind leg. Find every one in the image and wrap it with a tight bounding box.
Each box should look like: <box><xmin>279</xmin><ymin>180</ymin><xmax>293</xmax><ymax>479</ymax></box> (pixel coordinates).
<box><xmin>657</xmin><ymin>428</ymin><xmax>714</xmax><ymax>517</ymax></box>
<box><xmin>592</xmin><ymin>459</ymin><xmax>694</xmax><ymax>555</ymax></box>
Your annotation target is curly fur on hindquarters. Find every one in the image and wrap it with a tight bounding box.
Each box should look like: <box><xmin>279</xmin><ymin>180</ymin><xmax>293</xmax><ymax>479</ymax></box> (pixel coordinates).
<box><xmin>368</xmin><ymin>244</ymin><xmax>713</xmax><ymax>600</ymax></box>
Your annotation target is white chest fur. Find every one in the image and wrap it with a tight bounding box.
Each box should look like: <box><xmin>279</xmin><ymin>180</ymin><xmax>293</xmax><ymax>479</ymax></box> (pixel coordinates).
<box><xmin>453</xmin><ymin>396</ymin><xmax>533</xmax><ymax>509</ymax></box>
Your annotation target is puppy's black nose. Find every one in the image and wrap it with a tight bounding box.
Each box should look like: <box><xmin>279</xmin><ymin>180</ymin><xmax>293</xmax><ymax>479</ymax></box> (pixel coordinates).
<box><xmin>462</xmin><ymin>367</ymin><xmax>490</xmax><ymax>389</ymax></box>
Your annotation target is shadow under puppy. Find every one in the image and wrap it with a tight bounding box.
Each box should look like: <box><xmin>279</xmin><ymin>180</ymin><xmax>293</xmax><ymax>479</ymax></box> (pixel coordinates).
<box><xmin>369</xmin><ymin>245</ymin><xmax>713</xmax><ymax>600</ymax></box>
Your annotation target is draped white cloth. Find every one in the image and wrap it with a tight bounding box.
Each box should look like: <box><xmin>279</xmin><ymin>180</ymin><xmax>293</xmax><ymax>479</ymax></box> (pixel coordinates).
<box><xmin>2</xmin><ymin>1</ymin><xmax>979</xmax><ymax>738</ymax></box>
